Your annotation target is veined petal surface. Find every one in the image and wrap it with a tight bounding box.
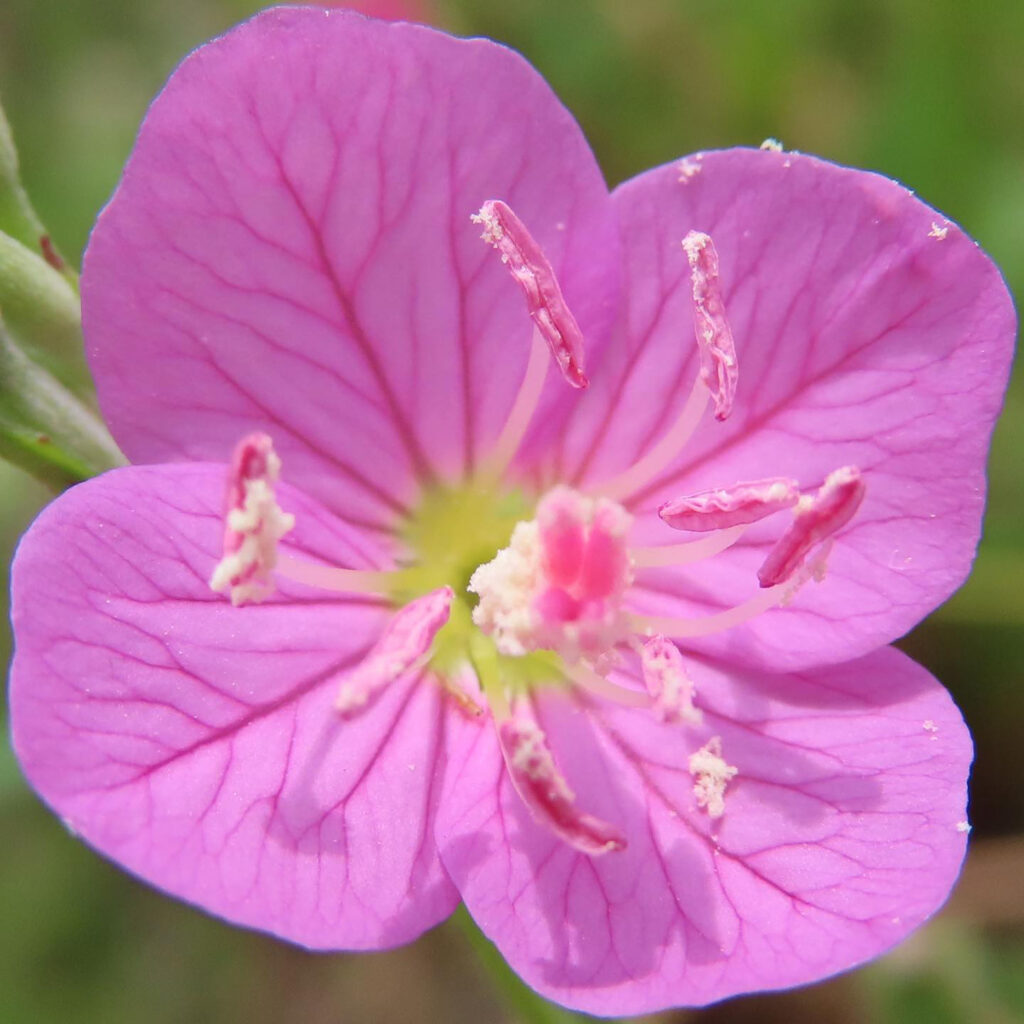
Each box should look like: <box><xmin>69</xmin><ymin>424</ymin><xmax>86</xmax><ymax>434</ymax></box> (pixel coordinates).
<box><xmin>552</xmin><ymin>148</ymin><xmax>1015</xmax><ymax>671</ymax></box>
<box><xmin>436</xmin><ymin>646</ymin><xmax>971</xmax><ymax>1014</ymax></box>
<box><xmin>83</xmin><ymin>8</ymin><xmax>618</xmax><ymax>532</ymax></box>
<box><xmin>10</xmin><ymin>465</ymin><xmax>459</xmax><ymax>948</ymax></box>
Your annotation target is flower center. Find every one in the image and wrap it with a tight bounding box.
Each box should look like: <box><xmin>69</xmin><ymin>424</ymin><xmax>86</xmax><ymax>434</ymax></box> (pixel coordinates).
<box><xmin>386</xmin><ymin>478</ymin><xmax>566</xmax><ymax>692</ymax></box>
<box><xmin>467</xmin><ymin>486</ymin><xmax>633</xmax><ymax>671</ymax></box>
<box><xmin>208</xmin><ymin>206</ymin><xmax>870</xmax><ymax>853</ymax></box>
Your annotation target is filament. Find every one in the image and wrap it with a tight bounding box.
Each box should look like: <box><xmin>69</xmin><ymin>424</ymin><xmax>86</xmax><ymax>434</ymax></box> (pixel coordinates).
<box><xmin>275</xmin><ymin>553</ymin><xmax>400</xmax><ymax>595</ymax></box>
<box><xmin>631</xmin><ymin>524</ymin><xmax>747</xmax><ymax>568</ymax></box>
<box><xmin>629</xmin><ymin>585</ymin><xmax>783</xmax><ymax>638</ymax></box>
<box><xmin>565</xmin><ymin>663</ymin><xmax>652</xmax><ymax>708</ymax></box>
<box><xmin>484</xmin><ymin>327</ymin><xmax>550</xmax><ymax>480</ymax></box>
<box><xmin>598</xmin><ymin>379</ymin><xmax>709</xmax><ymax>502</ymax></box>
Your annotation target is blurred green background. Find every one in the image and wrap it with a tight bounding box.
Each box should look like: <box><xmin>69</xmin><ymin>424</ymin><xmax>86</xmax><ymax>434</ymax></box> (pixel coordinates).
<box><xmin>0</xmin><ymin>1</ymin><xmax>1020</xmax><ymax>1022</ymax></box>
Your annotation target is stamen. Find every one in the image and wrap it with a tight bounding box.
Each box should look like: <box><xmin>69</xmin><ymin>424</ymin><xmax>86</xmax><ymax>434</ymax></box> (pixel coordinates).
<box><xmin>335</xmin><ymin>586</ymin><xmax>454</xmax><ymax>716</ymax></box>
<box><xmin>758</xmin><ymin>466</ymin><xmax>865</xmax><ymax>588</ymax></box>
<box><xmin>631</xmin><ymin>524</ymin><xmax>747</xmax><ymax>569</ymax></box>
<box><xmin>440</xmin><ymin>668</ymin><xmax>486</xmax><ymax>717</ymax></box>
<box><xmin>210</xmin><ymin>433</ymin><xmax>295</xmax><ymax>606</ymax></box>
<box><xmin>688</xmin><ymin>736</ymin><xmax>737</xmax><ymax>819</ymax></box>
<box><xmin>598</xmin><ymin>378</ymin><xmax>709</xmax><ymax>502</ymax></box>
<box><xmin>659</xmin><ymin>477</ymin><xmax>800</xmax><ymax>532</ymax></box>
<box><xmin>473</xmin><ymin>199</ymin><xmax>588</xmax><ymax>389</ymax></box>
<box><xmin>275</xmin><ymin>553</ymin><xmax>404</xmax><ymax>596</ymax></box>
<box><xmin>565</xmin><ymin>663</ymin><xmax>652</xmax><ymax>709</ymax></box>
<box><xmin>683</xmin><ymin>230</ymin><xmax>738</xmax><ymax>421</ymax></box>
<box><xmin>628</xmin><ymin>584</ymin><xmax>783</xmax><ymax>638</ymax></box>
<box><xmin>639</xmin><ymin>636</ymin><xmax>702</xmax><ymax>724</ymax></box>
<box><xmin>485</xmin><ymin>327</ymin><xmax>550</xmax><ymax>480</ymax></box>
<box><xmin>498</xmin><ymin>713</ymin><xmax>626</xmax><ymax>855</ymax></box>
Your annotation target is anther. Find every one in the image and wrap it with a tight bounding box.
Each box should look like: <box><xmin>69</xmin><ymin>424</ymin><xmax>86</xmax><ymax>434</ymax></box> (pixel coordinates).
<box><xmin>688</xmin><ymin>736</ymin><xmax>737</xmax><ymax>819</ymax></box>
<box><xmin>210</xmin><ymin>433</ymin><xmax>294</xmax><ymax>606</ymax></box>
<box><xmin>335</xmin><ymin>587</ymin><xmax>454</xmax><ymax>716</ymax></box>
<box><xmin>473</xmin><ymin>199</ymin><xmax>588</xmax><ymax>388</ymax></box>
<box><xmin>639</xmin><ymin>636</ymin><xmax>702</xmax><ymax>724</ymax></box>
<box><xmin>758</xmin><ymin>466</ymin><xmax>865</xmax><ymax>588</ymax></box>
<box><xmin>682</xmin><ymin>231</ymin><xmax>738</xmax><ymax>421</ymax></box>
<box><xmin>498</xmin><ymin>714</ymin><xmax>625</xmax><ymax>855</ymax></box>
<box><xmin>659</xmin><ymin>477</ymin><xmax>799</xmax><ymax>532</ymax></box>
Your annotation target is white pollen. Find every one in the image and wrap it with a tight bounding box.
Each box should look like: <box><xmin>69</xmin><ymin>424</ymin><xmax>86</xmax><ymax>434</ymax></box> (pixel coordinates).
<box><xmin>678</xmin><ymin>157</ymin><xmax>702</xmax><ymax>183</ymax></box>
<box><xmin>471</xmin><ymin>206</ymin><xmax>504</xmax><ymax>245</ymax></box>
<box><xmin>689</xmin><ymin>736</ymin><xmax>737</xmax><ymax>819</ymax></box>
<box><xmin>956</xmin><ymin>821</ymin><xmax>972</xmax><ymax>833</ymax></box>
<box><xmin>923</xmin><ymin>719</ymin><xmax>938</xmax><ymax>733</ymax></box>
<box><xmin>929</xmin><ymin>221</ymin><xmax>949</xmax><ymax>240</ymax></box>
<box><xmin>682</xmin><ymin>231</ymin><xmax>710</xmax><ymax>263</ymax></box>
<box><xmin>760</xmin><ymin>137</ymin><xmax>784</xmax><ymax>152</ymax></box>
<box><xmin>468</xmin><ymin>520</ymin><xmax>544</xmax><ymax>658</ymax></box>
<box><xmin>779</xmin><ymin>540</ymin><xmax>833</xmax><ymax>607</ymax></box>
<box><xmin>210</xmin><ymin>470</ymin><xmax>294</xmax><ymax>606</ymax></box>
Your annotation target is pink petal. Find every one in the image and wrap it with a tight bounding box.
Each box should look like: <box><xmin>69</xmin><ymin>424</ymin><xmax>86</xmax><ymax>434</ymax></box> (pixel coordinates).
<box><xmin>556</xmin><ymin>148</ymin><xmax>1014</xmax><ymax>671</ymax></box>
<box><xmin>436</xmin><ymin>646</ymin><xmax>971</xmax><ymax>1014</ymax></box>
<box><xmin>82</xmin><ymin>8</ymin><xmax>618</xmax><ymax>531</ymax></box>
<box><xmin>10</xmin><ymin>464</ymin><xmax>459</xmax><ymax>948</ymax></box>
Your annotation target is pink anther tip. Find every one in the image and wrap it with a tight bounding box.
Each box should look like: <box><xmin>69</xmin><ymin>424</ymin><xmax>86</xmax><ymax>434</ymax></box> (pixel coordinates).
<box><xmin>474</xmin><ymin>199</ymin><xmax>588</xmax><ymax>388</ymax></box>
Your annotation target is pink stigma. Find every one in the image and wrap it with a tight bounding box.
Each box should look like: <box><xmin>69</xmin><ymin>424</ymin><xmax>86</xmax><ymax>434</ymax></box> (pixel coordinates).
<box><xmin>469</xmin><ymin>487</ymin><xmax>633</xmax><ymax>666</ymax></box>
<box><xmin>659</xmin><ymin>477</ymin><xmax>800</xmax><ymax>532</ymax></box>
<box><xmin>498</xmin><ymin>713</ymin><xmax>626</xmax><ymax>855</ymax></box>
<box><xmin>473</xmin><ymin>199</ymin><xmax>588</xmax><ymax>389</ymax></box>
<box><xmin>683</xmin><ymin>231</ymin><xmax>738</xmax><ymax>421</ymax></box>
<box><xmin>758</xmin><ymin>466</ymin><xmax>866</xmax><ymax>587</ymax></box>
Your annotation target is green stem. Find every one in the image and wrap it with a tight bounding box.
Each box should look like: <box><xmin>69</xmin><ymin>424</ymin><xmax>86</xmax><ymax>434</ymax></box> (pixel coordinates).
<box><xmin>0</xmin><ymin>97</ymin><xmax>77</xmax><ymax>289</ymax></box>
<box><xmin>0</xmin><ymin>314</ymin><xmax>123</xmax><ymax>488</ymax></box>
<box><xmin>0</xmin><ymin>228</ymin><xmax>91</xmax><ymax>397</ymax></box>
<box><xmin>453</xmin><ymin>904</ymin><xmax>601</xmax><ymax>1024</ymax></box>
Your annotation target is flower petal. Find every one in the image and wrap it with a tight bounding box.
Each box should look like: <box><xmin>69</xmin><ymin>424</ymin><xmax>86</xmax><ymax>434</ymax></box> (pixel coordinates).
<box><xmin>556</xmin><ymin>148</ymin><xmax>1014</xmax><ymax>670</ymax></box>
<box><xmin>436</xmin><ymin>646</ymin><xmax>971</xmax><ymax>1014</ymax></box>
<box><xmin>82</xmin><ymin>8</ymin><xmax>618</xmax><ymax>531</ymax></box>
<box><xmin>10</xmin><ymin>464</ymin><xmax>459</xmax><ymax>948</ymax></box>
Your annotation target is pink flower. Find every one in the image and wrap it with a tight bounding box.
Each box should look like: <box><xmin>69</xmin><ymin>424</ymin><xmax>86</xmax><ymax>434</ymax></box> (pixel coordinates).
<box><xmin>9</xmin><ymin>8</ymin><xmax>1014</xmax><ymax>1016</ymax></box>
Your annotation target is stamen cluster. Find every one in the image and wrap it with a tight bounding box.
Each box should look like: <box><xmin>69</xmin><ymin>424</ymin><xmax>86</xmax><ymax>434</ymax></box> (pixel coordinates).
<box><xmin>208</xmin><ymin>202</ymin><xmax>868</xmax><ymax>854</ymax></box>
